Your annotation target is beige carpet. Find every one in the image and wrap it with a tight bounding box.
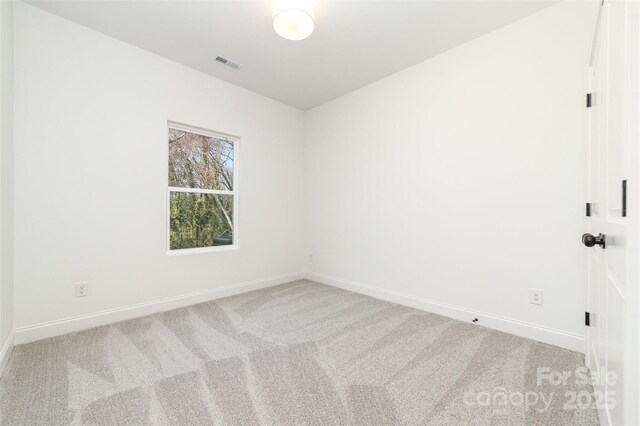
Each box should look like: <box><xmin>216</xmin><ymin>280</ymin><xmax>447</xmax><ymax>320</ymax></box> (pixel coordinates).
<box><xmin>0</xmin><ymin>280</ymin><xmax>599</xmax><ymax>425</ymax></box>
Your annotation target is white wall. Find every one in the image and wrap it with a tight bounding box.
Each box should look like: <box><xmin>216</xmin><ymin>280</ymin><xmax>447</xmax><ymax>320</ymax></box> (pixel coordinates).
<box><xmin>11</xmin><ymin>1</ymin><xmax>592</xmax><ymax>351</ymax></box>
<box><xmin>0</xmin><ymin>0</ymin><xmax>15</xmax><ymax>367</ymax></box>
<box><xmin>306</xmin><ymin>1</ymin><xmax>590</xmax><ymax>351</ymax></box>
<box><xmin>13</xmin><ymin>2</ymin><xmax>306</xmax><ymax>341</ymax></box>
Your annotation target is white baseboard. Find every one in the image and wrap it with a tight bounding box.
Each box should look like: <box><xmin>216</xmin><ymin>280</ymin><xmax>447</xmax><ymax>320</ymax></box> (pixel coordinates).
<box><xmin>0</xmin><ymin>331</ymin><xmax>14</xmax><ymax>376</ymax></box>
<box><xmin>14</xmin><ymin>272</ymin><xmax>305</xmax><ymax>345</ymax></box>
<box><xmin>12</xmin><ymin>271</ymin><xmax>585</xmax><ymax>353</ymax></box>
<box><xmin>306</xmin><ymin>272</ymin><xmax>585</xmax><ymax>353</ymax></box>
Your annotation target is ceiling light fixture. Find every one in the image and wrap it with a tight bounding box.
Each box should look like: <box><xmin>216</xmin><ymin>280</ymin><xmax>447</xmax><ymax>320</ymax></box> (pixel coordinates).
<box><xmin>272</xmin><ymin>0</ymin><xmax>315</xmax><ymax>41</ymax></box>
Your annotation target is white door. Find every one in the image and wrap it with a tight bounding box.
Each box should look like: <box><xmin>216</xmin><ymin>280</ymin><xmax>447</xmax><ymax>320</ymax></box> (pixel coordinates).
<box><xmin>586</xmin><ymin>1</ymin><xmax>639</xmax><ymax>425</ymax></box>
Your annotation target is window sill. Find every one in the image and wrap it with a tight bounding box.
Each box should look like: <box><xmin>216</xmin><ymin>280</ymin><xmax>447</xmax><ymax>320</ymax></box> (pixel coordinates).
<box><xmin>167</xmin><ymin>245</ymin><xmax>240</xmax><ymax>256</ymax></box>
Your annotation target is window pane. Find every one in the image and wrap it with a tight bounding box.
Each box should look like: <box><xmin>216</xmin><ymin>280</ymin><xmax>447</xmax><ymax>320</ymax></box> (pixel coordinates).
<box><xmin>168</xmin><ymin>128</ymin><xmax>234</xmax><ymax>191</ymax></box>
<box><xmin>169</xmin><ymin>192</ymin><xmax>234</xmax><ymax>250</ymax></box>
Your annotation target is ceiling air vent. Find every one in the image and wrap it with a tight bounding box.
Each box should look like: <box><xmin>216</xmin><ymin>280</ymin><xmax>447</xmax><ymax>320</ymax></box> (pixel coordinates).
<box><xmin>215</xmin><ymin>55</ymin><xmax>240</xmax><ymax>70</ymax></box>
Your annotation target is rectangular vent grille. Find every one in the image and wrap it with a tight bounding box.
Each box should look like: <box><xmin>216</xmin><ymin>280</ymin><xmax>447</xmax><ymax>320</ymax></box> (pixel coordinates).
<box><xmin>215</xmin><ymin>56</ymin><xmax>240</xmax><ymax>70</ymax></box>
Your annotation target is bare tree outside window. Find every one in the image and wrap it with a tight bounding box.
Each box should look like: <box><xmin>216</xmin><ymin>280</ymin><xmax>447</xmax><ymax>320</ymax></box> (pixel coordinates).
<box><xmin>168</xmin><ymin>125</ymin><xmax>236</xmax><ymax>251</ymax></box>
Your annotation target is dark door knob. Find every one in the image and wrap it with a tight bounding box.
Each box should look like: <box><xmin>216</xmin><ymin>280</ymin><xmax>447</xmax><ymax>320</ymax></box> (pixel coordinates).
<box><xmin>582</xmin><ymin>233</ymin><xmax>606</xmax><ymax>248</ymax></box>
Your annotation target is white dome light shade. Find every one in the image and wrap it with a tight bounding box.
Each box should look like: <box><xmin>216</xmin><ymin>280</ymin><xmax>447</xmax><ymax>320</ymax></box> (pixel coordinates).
<box><xmin>273</xmin><ymin>0</ymin><xmax>315</xmax><ymax>41</ymax></box>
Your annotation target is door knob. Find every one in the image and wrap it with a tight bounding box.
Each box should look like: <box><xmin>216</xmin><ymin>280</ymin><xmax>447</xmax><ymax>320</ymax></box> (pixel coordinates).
<box><xmin>582</xmin><ymin>233</ymin><xmax>606</xmax><ymax>248</ymax></box>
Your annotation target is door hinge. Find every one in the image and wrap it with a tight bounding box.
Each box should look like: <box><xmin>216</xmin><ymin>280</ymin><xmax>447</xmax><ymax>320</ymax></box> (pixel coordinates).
<box><xmin>585</xmin><ymin>312</ymin><xmax>591</xmax><ymax>326</ymax></box>
<box><xmin>586</xmin><ymin>202</ymin><xmax>592</xmax><ymax>217</ymax></box>
<box><xmin>622</xmin><ymin>180</ymin><xmax>627</xmax><ymax>217</ymax></box>
<box><xmin>586</xmin><ymin>93</ymin><xmax>592</xmax><ymax>108</ymax></box>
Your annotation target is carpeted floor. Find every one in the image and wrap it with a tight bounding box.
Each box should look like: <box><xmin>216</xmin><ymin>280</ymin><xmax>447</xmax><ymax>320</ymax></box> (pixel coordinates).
<box><xmin>0</xmin><ymin>280</ymin><xmax>599</xmax><ymax>425</ymax></box>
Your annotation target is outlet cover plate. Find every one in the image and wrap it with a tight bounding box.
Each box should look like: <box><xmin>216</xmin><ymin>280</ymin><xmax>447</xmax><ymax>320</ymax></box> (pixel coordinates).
<box><xmin>76</xmin><ymin>282</ymin><xmax>88</xmax><ymax>298</ymax></box>
<box><xmin>529</xmin><ymin>288</ymin><xmax>543</xmax><ymax>305</ymax></box>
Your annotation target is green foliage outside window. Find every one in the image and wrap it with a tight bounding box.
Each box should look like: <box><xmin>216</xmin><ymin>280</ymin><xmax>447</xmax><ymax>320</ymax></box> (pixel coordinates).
<box><xmin>168</xmin><ymin>127</ymin><xmax>235</xmax><ymax>250</ymax></box>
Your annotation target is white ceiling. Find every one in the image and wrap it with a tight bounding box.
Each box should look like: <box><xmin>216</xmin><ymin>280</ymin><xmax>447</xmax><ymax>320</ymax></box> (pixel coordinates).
<box><xmin>26</xmin><ymin>0</ymin><xmax>556</xmax><ymax>110</ymax></box>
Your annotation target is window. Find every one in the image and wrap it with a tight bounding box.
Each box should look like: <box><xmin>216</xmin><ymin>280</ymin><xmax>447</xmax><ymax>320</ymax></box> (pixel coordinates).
<box><xmin>167</xmin><ymin>123</ymin><xmax>237</xmax><ymax>253</ymax></box>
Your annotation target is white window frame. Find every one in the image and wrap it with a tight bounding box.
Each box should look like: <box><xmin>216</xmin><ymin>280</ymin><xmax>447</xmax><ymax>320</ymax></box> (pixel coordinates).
<box><xmin>166</xmin><ymin>121</ymin><xmax>239</xmax><ymax>255</ymax></box>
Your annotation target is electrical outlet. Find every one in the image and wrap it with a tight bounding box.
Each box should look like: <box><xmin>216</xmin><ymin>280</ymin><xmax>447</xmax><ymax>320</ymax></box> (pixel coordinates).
<box><xmin>530</xmin><ymin>288</ymin><xmax>543</xmax><ymax>305</ymax></box>
<box><xmin>76</xmin><ymin>282</ymin><xmax>88</xmax><ymax>298</ymax></box>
